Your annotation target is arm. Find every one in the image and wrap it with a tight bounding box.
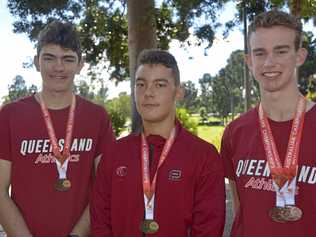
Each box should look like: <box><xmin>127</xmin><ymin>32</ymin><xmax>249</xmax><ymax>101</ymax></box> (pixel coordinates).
<box><xmin>69</xmin><ymin>155</ymin><xmax>103</xmax><ymax>237</ymax></box>
<box><xmin>191</xmin><ymin>149</ymin><xmax>226</xmax><ymax>237</ymax></box>
<box><xmin>228</xmin><ymin>179</ymin><xmax>240</xmax><ymax>218</ymax></box>
<box><xmin>90</xmin><ymin>152</ymin><xmax>114</xmax><ymax>237</ymax></box>
<box><xmin>71</xmin><ymin>108</ymin><xmax>115</xmax><ymax>237</ymax></box>
<box><xmin>0</xmin><ymin>159</ymin><xmax>33</xmax><ymax>237</ymax></box>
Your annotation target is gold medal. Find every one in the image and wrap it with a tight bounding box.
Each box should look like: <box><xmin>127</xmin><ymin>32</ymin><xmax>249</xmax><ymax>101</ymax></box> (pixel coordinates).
<box><xmin>269</xmin><ymin>207</ymin><xmax>287</xmax><ymax>223</ymax></box>
<box><xmin>283</xmin><ymin>205</ymin><xmax>303</xmax><ymax>221</ymax></box>
<box><xmin>140</xmin><ymin>220</ymin><xmax>159</xmax><ymax>234</ymax></box>
<box><xmin>55</xmin><ymin>178</ymin><xmax>71</xmax><ymax>191</ymax></box>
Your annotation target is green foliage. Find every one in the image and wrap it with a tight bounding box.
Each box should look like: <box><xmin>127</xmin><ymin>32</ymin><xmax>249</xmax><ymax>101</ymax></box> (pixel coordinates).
<box><xmin>7</xmin><ymin>0</ymin><xmax>230</xmax><ymax>83</ymax></box>
<box><xmin>176</xmin><ymin>107</ymin><xmax>198</xmax><ymax>135</ymax></box>
<box><xmin>197</xmin><ymin>125</ymin><xmax>224</xmax><ymax>151</ymax></box>
<box><xmin>299</xmin><ymin>31</ymin><xmax>316</xmax><ymax>95</ymax></box>
<box><xmin>105</xmin><ymin>92</ymin><xmax>131</xmax><ymax>137</ymax></box>
<box><xmin>2</xmin><ymin>75</ymin><xmax>38</xmax><ymax>105</ymax></box>
<box><xmin>199</xmin><ymin>107</ymin><xmax>208</xmax><ymax>125</ymax></box>
<box><xmin>177</xmin><ymin>81</ymin><xmax>199</xmax><ymax>113</ymax></box>
<box><xmin>198</xmin><ymin>73</ymin><xmax>214</xmax><ymax>114</ymax></box>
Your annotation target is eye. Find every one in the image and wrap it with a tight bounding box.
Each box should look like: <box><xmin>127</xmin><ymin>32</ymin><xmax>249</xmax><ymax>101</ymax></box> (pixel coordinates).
<box><xmin>156</xmin><ymin>81</ymin><xmax>167</xmax><ymax>88</ymax></box>
<box><xmin>43</xmin><ymin>56</ymin><xmax>53</xmax><ymax>61</ymax></box>
<box><xmin>276</xmin><ymin>50</ymin><xmax>288</xmax><ymax>55</ymax></box>
<box><xmin>64</xmin><ymin>57</ymin><xmax>76</xmax><ymax>63</ymax></box>
<box><xmin>254</xmin><ymin>51</ymin><xmax>265</xmax><ymax>57</ymax></box>
<box><xmin>135</xmin><ymin>82</ymin><xmax>145</xmax><ymax>88</ymax></box>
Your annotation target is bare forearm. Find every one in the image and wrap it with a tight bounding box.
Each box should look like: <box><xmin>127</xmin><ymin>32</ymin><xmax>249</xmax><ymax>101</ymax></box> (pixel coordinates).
<box><xmin>70</xmin><ymin>205</ymin><xmax>90</xmax><ymax>237</ymax></box>
<box><xmin>0</xmin><ymin>194</ymin><xmax>33</xmax><ymax>237</ymax></box>
<box><xmin>229</xmin><ymin>180</ymin><xmax>240</xmax><ymax>217</ymax></box>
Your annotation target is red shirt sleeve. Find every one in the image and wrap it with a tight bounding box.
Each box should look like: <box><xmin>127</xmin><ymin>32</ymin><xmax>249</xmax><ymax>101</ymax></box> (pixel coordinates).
<box><xmin>0</xmin><ymin>105</ymin><xmax>12</xmax><ymax>162</ymax></box>
<box><xmin>191</xmin><ymin>146</ymin><xmax>226</xmax><ymax>237</ymax></box>
<box><xmin>94</xmin><ymin>108</ymin><xmax>115</xmax><ymax>160</ymax></box>
<box><xmin>220</xmin><ymin>124</ymin><xmax>236</xmax><ymax>180</ymax></box>
<box><xmin>90</xmin><ymin>146</ymin><xmax>114</xmax><ymax>237</ymax></box>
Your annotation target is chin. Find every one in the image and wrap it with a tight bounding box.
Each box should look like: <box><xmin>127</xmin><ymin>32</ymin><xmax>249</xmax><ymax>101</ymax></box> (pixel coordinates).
<box><xmin>142</xmin><ymin>116</ymin><xmax>165</xmax><ymax>124</ymax></box>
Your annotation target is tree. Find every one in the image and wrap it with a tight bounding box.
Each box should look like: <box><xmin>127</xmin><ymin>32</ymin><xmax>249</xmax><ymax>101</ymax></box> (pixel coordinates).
<box><xmin>223</xmin><ymin>0</ymin><xmax>316</xmax><ymax>111</ymax></box>
<box><xmin>105</xmin><ymin>92</ymin><xmax>131</xmax><ymax>137</ymax></box>
<box><xmin>2</xmin><ymin>75</ymin><xmax>38</xmax><ymax>104</ymax></box>
<box><xmin>199</xmin><ymin>73</ymin><xmax>214</xmax><ymax>114</ymax></box>
<box><xmin>178</xmin><ymin>81</ymin><xmax>199</xmax><ymax>113</ymax></box>
<box><xmin>299</xmin><ymin>31</ymin><xmax>316</xmax><ymax>95</ymax></box>
<box><xmin>176</xmin><ymin>107</ymin><xmax>198</xmax><ymax>135</ymax></box>
<box><xmin>7</xmin><ymin>0</ymin><xmax>229</xmax><ymax>131</ymax></box>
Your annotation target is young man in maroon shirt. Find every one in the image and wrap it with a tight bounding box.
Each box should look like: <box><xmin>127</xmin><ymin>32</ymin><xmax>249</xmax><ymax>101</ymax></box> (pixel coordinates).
<box><xmin>91</xmin><ymin>49</ymin><xmax>225</xmax><ymax>237</ymax></box>
<box><xmin>221</xmin><ymin>10</ymin><xmax>316</xmax><ymax>237</ymax></box>
<box><xmin>0</xmin><ymin>21</ymin><xmax>114</xmax><ymax>237</ymax></box>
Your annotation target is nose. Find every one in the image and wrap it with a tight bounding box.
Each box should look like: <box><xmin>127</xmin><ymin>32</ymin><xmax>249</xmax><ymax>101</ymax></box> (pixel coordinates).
<box><xmin>53</xmin><ymin>59</ymin><xmax>65</xmax><ymax>71</ymax></box>
<box><xmin>263</xmin><ymin>53</ymin><xmax>277</xmax><ymax>67</ymax></box>
<box><xmin>144</xmin><ymin>84</ymin><xmax>155</xmax><ymax>97</ymax></box>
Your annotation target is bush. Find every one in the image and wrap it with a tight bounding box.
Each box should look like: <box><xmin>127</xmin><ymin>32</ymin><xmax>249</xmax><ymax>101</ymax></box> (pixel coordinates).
<box><xmin>176</xmin><ymin>107</ymin><xmax>198</xmax><ymax>135</ymax></box>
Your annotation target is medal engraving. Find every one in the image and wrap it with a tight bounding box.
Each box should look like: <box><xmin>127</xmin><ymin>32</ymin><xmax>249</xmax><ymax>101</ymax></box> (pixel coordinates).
<box><xmin>140</xmin><ymin>220</ymin><xmax>159</xmax><ymax>234</ymax></box>
<box><xmin>269</xmin><ymin>207</ymin><xmax>287</xmax><ymax>223</ymax></box>
<box><xmin>284</xmin><ymin>206</ymin><xmax>303</xmax><ymax>221</ymax></box>
<box><xmin>55</xmin><ymin>178</ymin><xmax>71</xmax><ymax>191</ymax></box>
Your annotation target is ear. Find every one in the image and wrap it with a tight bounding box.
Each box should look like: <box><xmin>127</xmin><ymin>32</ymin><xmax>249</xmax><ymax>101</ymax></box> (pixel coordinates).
<box><xmin>76</xmin><ymin>57</ymin><xmax>85</xmax><ymax>75</ymax></box>
<box><xmin>296</xmin><ymin>47</ymin><xmax>308</xmax><ymax>67</ymax></box>
<box><xmin>175</xmin><ymin>85</ymin><xmax>184</xmax><ymax>102</ymax></box>
<box><xmin>34</xmin><ymin>55</ymin><xmax>40</xmax><ymax>72</ymax></box>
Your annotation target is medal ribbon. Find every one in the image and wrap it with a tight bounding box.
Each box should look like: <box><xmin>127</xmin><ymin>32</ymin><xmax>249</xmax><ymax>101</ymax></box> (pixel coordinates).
<box><xmin>259</xmin><ymin>96</ymin><xmax>306</xmax><ymax>207</ymax></box>
<box><xmin>38</xmin><ymin>93</ymin><xmax>76</xmax><ymax>169</ymax></box>
<box><xmin>141</xmin><ymin>128</ymin><xmax>176</xmax><ymax>219</ymax></box>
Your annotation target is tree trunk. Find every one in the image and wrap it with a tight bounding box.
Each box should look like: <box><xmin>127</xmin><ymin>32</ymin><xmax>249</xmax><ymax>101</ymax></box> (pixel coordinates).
<box><xmin>243</xmin><ymin>0</ymin><xmax>251</xmax><ymax>112</ymax></box>
<box><xmin>127</xmin><ymin>0</ymin><xmax>157</xmax><ymax>133</ymax></box>
<box><xmin>291</xmin><ymin>0</ymin><xmax>303</xmax><ymax>17</ymax></box>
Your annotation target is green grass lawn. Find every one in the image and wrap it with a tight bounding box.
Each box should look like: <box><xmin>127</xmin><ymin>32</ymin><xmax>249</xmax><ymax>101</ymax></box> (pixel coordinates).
<box><xmin>197</xmin><ymin>125</ymin><xmax>225</xmax><ymax>150</ymax></box>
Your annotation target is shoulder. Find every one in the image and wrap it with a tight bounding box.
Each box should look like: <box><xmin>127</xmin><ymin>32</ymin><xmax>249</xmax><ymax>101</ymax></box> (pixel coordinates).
<box><xmin>177</xmin><ymin>125</ymin><xmax>219</xmax><ymax>160</ymax></box>
<box><xmin>76</xmin><ymin>96</ymin><xmax>110</xmax><ymax>119</ymax></box>
<box><xmin>224</xmin><ymin>107</ymin><xmax>258</xmax><ymax>137</ymax></box>
<box><xmin>0</xmin><ymin>95</ymin><xmax>36</xmax><ymax>115</ymax></box>
<box><xmin>116</xmin><ymin>133</ymin><xmax>139</xmax><ymax>147</ymax></box>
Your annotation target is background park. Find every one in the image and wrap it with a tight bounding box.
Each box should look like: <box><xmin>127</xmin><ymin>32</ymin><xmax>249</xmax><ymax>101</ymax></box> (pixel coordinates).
<box><xmin>0</xmin><ymin>0</ymin><xmax>316</xmax><ymax>236</ymax></box>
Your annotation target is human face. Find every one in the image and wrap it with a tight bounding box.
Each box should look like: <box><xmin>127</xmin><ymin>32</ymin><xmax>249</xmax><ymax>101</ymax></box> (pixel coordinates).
<box><xmin>246</xmin><ymin>26</ymin><xmax>307</xmax><ymax>94</ymax></box>
<box><xmin>135</xmin><ymin>64</ymin><xmax>182</xmax><ymax>125</ymax></box>
<box><xmin>34</xmin><ymin>44</ymin><xmax>83</xmax><ymax>93</ymax></box>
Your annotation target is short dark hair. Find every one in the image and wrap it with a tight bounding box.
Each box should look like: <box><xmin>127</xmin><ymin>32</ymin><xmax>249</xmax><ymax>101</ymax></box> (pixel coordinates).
<box><xmin>37</xmin><ymin>20</ymin><xmax>82</xmax><ymax>61</ymax></box>
<box><xmin>248</xmin><ymin>10</ymin><xmax>302</xmax><ymax>51</ymax></box>
<box><xmin>137</xmin><ymin>49</ymin><xmax>180</xmax><ymax>86</ymax></box>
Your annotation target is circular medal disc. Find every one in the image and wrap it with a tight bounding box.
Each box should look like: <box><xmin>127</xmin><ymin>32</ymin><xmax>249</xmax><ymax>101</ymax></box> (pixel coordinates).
<box><xmin>269</xmin><ymin>207</ymin><xmax>287</xmax><ymax>223</ymax></box>
<box><xmin>140</xmin><ymin>220</ymin><xmax>159</xmax><ymax>234</ymax></box>
<box><xmin>284</xmin><ymin>206</ymin><xmax>303</xmax><ymax>221</ymax></box>
<box><xmin>55</xmin><ymin>179</ymin><xmax>71</xmax><ymax>192</ymax></box>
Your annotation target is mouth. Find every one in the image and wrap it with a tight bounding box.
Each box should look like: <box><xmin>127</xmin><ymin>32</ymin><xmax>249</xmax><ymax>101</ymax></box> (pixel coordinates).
<box><xmin>262</xmin><ymin>72</ymin><xmax>281</xmax><ymax>78</ymax></box>
<box><xmin>50</xmin><ymin>75</ymin><xmax>67</xmax><ymax>80</ymax></box>
<box><xmin>142</xmin><ymin>104</ymin><xmax>159</xmax><ymax>108</ymax></box>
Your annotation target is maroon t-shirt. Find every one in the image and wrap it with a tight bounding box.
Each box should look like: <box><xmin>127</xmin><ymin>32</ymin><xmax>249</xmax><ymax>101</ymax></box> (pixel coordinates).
<box><xmin>221</xmin><ymin>106</ymin><xmax>316</xmax><ymax>237</ymax></box>
<box><xmin>91</xmin><ymin>123</ymin><xmax>226</xmax><ymax>237</ymax></box>
<box><xmin>0</xmin><ymin>95</ymin><xmax>114</xmax><ymax>237</ymax></box>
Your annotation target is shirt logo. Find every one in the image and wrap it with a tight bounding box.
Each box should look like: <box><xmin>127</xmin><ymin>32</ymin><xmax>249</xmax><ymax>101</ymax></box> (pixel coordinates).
<box><xmin>168</xmin><ymin>170</ymin><xmax>182</xmax><ymax>181</ymax></box>
<box><xmin>116</xmin><ymin>166</ymin><xmax>128</xmax><ymax>177</ymax></box>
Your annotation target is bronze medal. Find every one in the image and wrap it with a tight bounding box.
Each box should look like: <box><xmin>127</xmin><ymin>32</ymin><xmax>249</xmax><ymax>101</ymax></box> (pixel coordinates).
<box><xmin>140</xmin><ymin>220</ymin><xmax>159</xmax><ymax>234</ymax></box>
<box><xmin>269</xmin><ymin>207</ymin><xmax>287</xmax><ymax>223</ymax></box>
<box><xmin>55</xmin><ymin>178</ymin><xmax>71</xmax><ymax>191</ymax></box>
<box><xmin>284</xmin><ymin>205</ymin><xmax>303</xmax><ymax>221</ymax></box>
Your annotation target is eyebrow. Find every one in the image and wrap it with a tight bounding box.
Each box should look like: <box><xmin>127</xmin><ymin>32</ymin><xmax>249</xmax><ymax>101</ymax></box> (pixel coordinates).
<box><xmin>274</xmin><ymin>45</ymin><xmax>290</xmax><ymax>50</ymax></box>
<box><xmin>135</xmin><ymin>78</ymin><xmax>169</xmax><ymax>83</ymax></box>
<box><xmin>252</xmin><ymin>45</ymin><xmax>290</xmax><ymax>53</ymax></box>
<box><xmin>42</xmin><ymin>53</ymin><xmax>77</xmax><ymax>60</ymax></box>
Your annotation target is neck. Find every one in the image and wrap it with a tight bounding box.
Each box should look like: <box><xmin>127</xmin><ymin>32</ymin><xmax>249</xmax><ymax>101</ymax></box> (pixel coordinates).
<box><xmin>143</xmin><ymin>117</ymin><xmax>175</xmax><ymax>139</ymax></box>
<box><xmin>37</xmin><ymin>89</ymin><xmax>73</xmax><ymax>109</ymax></box>
<box><xmin>260</xmin><ymin>88</ymin><xmax>302</xmax><ymax>121</ymax></box>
